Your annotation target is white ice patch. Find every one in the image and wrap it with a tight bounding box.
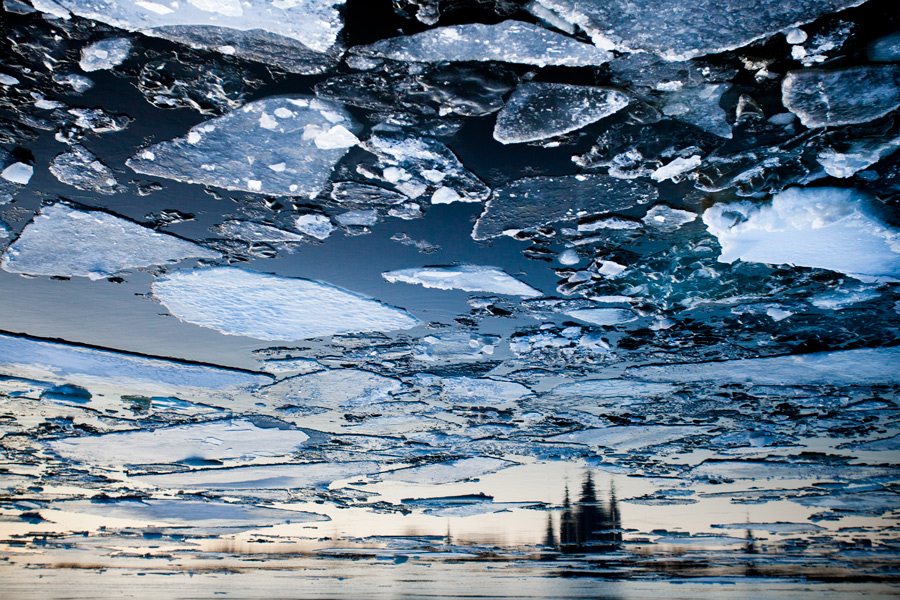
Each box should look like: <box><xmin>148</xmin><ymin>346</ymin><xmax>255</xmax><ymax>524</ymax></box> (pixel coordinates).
<box><xmin>152</xmin><ymin>267</ymin><xmax>418</xmax><ymax>341</ymax></box>
<box><xmin>703</xmin><ymin>187</ymin><xmax>900</xmax><ymax>280</ymax></box>
<box><xmin>258</xmin><ymin>369</ymin><xmax>401</xmax><ymax>409</ymax></box>
<box><xmin>49</xmin><ymin>420</ymin><xmax>309</xmax><ymax>465</ymax></box>
<box><xmin>215</xmin><ymin>220</ymin><xmax>307</xmax><ymax>243</ymax></box>
<box><xmin>79</xmin><ymin>37</ymin><xmax>131</xmax><ymax>72</ymax></box>
<box><xmin>564</xmin><ymin>308</ymin><xmax>637</xmax><ymax>326</ymax></box>
<box><xmin>1</xmin><ymin>204</ymin><xmax>220</xmax><ymax>280</ymax></box>
<box><xmin>642</xmin><ymin>204</ymin><xmax>698</xmax><ymax>231</ymax></box>
<box><xmin>0</xmin><ymin>162</ymin><xmax>33</xmax><ymax>184</ymax></box>
<box><xmin>651</xmin><ymin>155</ymin><xmax>702</xmax><ymax>182</ymax></box>
<box><xmin>382</xmin><ymin>265</ymin><xmax>540</xmax><ymax>297</ymax></box>
<box><xmin>547</xmin><ymin>426</ymin><xmax>708</xmax><ymax>451</ymax></box>
<box><xmin>294</xmin><ymin>214</ymin><xmax>334</xmax><ymax>239</ymax></box>
<box><xmin>135</xmin><ymin>461</ymin><xmax>380</xmax><ymax>490</ymax></box>
<box><xmin>380</xmin><ymin>457</ymin><xmax>515</xmax><ymax>484</ymax></box>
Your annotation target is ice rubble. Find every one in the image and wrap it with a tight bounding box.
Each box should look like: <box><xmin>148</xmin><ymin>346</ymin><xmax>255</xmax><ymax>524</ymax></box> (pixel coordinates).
<box><xmin>49</xmin><ymin>145</ymin><xmax>119</xmax><ymax>194</ymax></box>
<box><xmin>127</xmin><ymin>95</ymin><xmax>358</xmax><ymax>198</ymax></box>
<box><xmin>547</xmin><ymin>426</ymin><xmax>708</xmax><ymax>451</ymax></box>
<box><xmin>493</xmin><ymin>83</ymin><xmax>629</xmax><ymax>145</ymax></box>
<box><xmin>626</xmin><ymin>346</ymin><xmax>900</xmax><ymax>386</ymax></box>
<box><xmin>352</xmin><ymin>21</ymin><xmax>612</xmax><ymax>68</ymax></box>
<box><xmin>79</xmin><ymin>37</ymin><xmax>131</xmax><ymax>72</ymax></box>
<box><xmin>152</xmin><ymin>267</ymin><xmax>419</xmax><ymax>341</ymax></box>
<box><xmin>1</xmin><ymin>204</ymin><xmax>220</xmax><ymax>279</ymax></box>
<box><xmin>703</xmin><ymin>187</ymin><xmax>900</xmax><ymax>280</ymax></box>
<box><xmin>134</xmin><ymin>461</ymin><xmax>380</xmax><ymax>490</ymax></box>
<box><xmin>782</xmin><ymin>66</ymin><xmax>900</xmax><ymax>128</ymax></box>
<box><xmin>0</xmin><ymin>333</ymin><xmax>271</xmax><ymax>401</ymax></box>
<box><xmin>380</xmin><ymin>457</ymin><xmax>515</xmax><ymax>484</ymax></box>
<box><xmin>33</xmin><ymin>0</ymin><xmax>345</xmax><ymax>72</ymax></box>
<box><xmin>382</xmin><ymin>265</ymin><xmax>540</xmax><ymax>297</ymax></box>
<box><xmin>472</xmin><ymin>174</ymin><xmax>657</xmax><ymax>240</ymax></box>
<box><xmin>529</xmin><ymin>0</ymin><xmax>865</xmax><ymax>60</ymax></box>
<box><xmin>49</xmin><ymin>419</ymin><xmax>310</xmax><ymax>465</ymax></box>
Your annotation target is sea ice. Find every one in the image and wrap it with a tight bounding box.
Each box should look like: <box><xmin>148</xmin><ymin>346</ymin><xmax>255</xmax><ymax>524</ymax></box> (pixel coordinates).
<box><xmin>869</xmin><ymin>31</ymin><xmax>900</xmax><ymax>62</ymax></box>
<box><xmin>661</xmin><ymin>84</ymin><xmax>732</xmax><ymax>138</ymax></box>
<box><xmin>352</xmin><ymin>21</ymin><xmax>611</xmax><ymax>67</ymax></box>
<box><xmin>135</xmin><ymin>461</ymin><xmax>380</xmax><ymax>490</ymax></box>
<box><xmin>259</xmin><ymin>369</ymin><xmax>401</xmax><ymax>409</ymax></box>
<box><xmin>702</xmin><ymin>187</ymin><xmax>900</xmax><ymax>279</ymax></box>
<box><xmin>530</xmin><ymin>0</ymin><xmax>865</xmax><ymax>60</ymax></box>
<box><xmin>49</xmin><ymin>419</ymin><xmax>311</xmax><ymax>465</ymax></box>
<box><xmin>152</xmin><ymin>267</ymin><xmax>419</xmax><ymax>341</ymax></box>
<box><xmin>547</xmin><ymin>426</ymin><xmax>708</xmax><ymax>451</ymax></box>
<box><xmin>127</xmin><ymin>95</ymin><xmax>358</xmax><ymax>197</ymax></box>
<box><xmin>1</xmin><ymin>204</ymin><xmax>220</xmax><ymax>279</ymax></box>
<box><xmin>782</xmin><ymin>65</ymin><xmax>900</xmax><ymax>128</ymax></box>
<box><xmin>383</xmin><ymin>265</ymin><xmax>540</xmax><ymax>297</ymax></box>
<box><xmin>493</xmin><ymin>83</ymin><xmax>629</xmax><ymax>144</ymax></box>
<box><xmin>380</xmin><ymin>457</ymin><xmax>515</xmax><ymax>484</ymax></box>
<box><xmin>49</xmin><ymin>145</ymin><xmax>119</xmax><ymax>194</ymax></box>
<box><xmin>816</xmin><ymin>135</ymin><xmax>900</xmax><ymax>178</ymax></box>
<box><xmin>79</xmin><ymin>37</ymin><xmax>131</xmax><ymax>72</ymax></box>
<box><xmin>436</xmin><ymin>376</ymin><xmax>532</xmax><ymax>406</ymax></box>
<box><xmin>651</xmin><ymin>156</ymin><xmax>702</xmax><ymax>182</ymax></box>
<box><xmin>473</xmin><ymin>174</ymin><xmax>657</xmax><ymax>240</ymax></box>
<box><xmin>625</xmin><ymin>346</ymin><xmax>900</xmax><ymax>385</ymax></box>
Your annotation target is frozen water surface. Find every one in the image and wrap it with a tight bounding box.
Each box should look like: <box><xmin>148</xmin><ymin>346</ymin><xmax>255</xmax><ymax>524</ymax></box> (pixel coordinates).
<box><xmin>2</xmin><ymin>0</ymin><xmax>900</xmax><ymax>596</ymax></box>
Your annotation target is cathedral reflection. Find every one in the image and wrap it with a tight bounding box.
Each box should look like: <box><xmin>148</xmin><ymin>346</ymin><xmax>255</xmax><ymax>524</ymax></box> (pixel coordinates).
<box><xmin>550</xmin><ymin>472</ymin><xmax>623</xmax><ymax>554</ymax></box>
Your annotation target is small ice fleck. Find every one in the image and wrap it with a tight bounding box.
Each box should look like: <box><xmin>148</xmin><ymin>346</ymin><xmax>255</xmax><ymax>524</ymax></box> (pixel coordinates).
<box><xmin>558</xmin><ymin>248</ymin><xmax>580</xmax><ymax>266</ymax></box>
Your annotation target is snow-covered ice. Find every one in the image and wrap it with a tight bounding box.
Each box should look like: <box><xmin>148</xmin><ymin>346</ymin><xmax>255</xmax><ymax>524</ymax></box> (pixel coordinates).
<box><xmin>703</xmin><ymin>187</ymin><xmax>900</xmax><ymax>280</ymax></box>
<box><xmin>435</xmin><ymin>376</ymin><xmax>532</xmax><ymax>406</ymax></box>
<box><xmin>127</xmin><ymin>95</ymin><xmax>358</xmax><ymax>197</ymax></box>
<box><xmin>493</xmin><ymin>83</ymin><xmax>629</xmax><ymax>144</ymax></box>
<box><xmin>1</xmin><ymin>162</ymin><xmax>33</xmax><ymax>185</ymax></box>
<box><xmin>383</xmin><ymin>265</ymin><xmax>540</xmax><ymax>297</ymax></box>
<box><xmin>79</xmin><ymin>37</ymin><xmax>131</xmax><ymax>72</ymax></box>
<box><xmin>1</xmin><ymin>204</ymin><xmax>220</xmax><ymax>279</ymax></box>
<box><xmin>294</xmin><ymin>214</ymin><xmax>334</xmax><ymax>240</ymax></box>
<box><xmin>152</xmin><ymin>267</ymin><xmax>419</xmax><ymax>341</ymax></box>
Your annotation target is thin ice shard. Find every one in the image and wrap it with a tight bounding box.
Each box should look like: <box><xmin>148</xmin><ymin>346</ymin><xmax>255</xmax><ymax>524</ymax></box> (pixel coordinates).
<box><xmin>152</xmin><ymin>267</ymin><xmax>419</xmax><ymax>341</ymax></box>
<box><xmin>1</xmin><ymin>204</ymin><xmax>219</xmax><ymax>279</ymax></box>
<box><xmin>383</xmin><ymin>265</ymin><xmax>541</xmax><ymax>297</ymax></box>
<box><xmin>127</xmin><ymin>95</ymin><xmax>358</xmax><ymax>197</ymax></box>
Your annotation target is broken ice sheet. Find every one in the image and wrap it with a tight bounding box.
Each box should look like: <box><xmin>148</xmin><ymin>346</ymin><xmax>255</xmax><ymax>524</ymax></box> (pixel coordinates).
<box><xmin>49</xmin><ymin>419</ymin><xmax>311</xmax><ymax>465</ymax></box>
<box><xmin>152</xmin><ymin>267</ymin><xmax>419</xmax><ymax>341</ymax></box>
<box><xmin>473</xmin><ymin>174</ymin><xmax>657</xmax><ymax>240</ymax></box>
<box><xmin>352</xmin><ymin>21</ymin><xmax>611</xmax><ymax>68</ymax></box>
<box><xmin>703</xmin><ymin>187</ymin><xmax>900</xmax><ymax>280</ymax></box>
<box><xmin>259</xmin><ymin>369</ymin><xmax>401</xmax><ymax>410</ymax></box>
<box><xmin>127</xmin><ymin>95</ymin><xmax>358</xmax><ymax>197</ymax></box>
<box><xmin>48</xmin><ymin>145</ymin><xmax>119</xmax><ymax>194</ymax></box>
<box><xmin>493</xmin><ymin>83</ymin><xmax>629</xmax><ymax>145</ymax></box>
<box><xmin>1</xmin><ymin>203</ymin><xmax>219</xmax><ymax>279</ymax></box>
<box><xmin>382</xmin><ymin>265</ymin><xmax>540</xmax><ymax>297</ymax></box>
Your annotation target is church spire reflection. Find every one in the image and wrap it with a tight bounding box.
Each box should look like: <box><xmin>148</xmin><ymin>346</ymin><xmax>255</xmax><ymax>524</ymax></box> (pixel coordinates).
<box><xmin>556</xmin><ymin>472</ymin><xmax>622</xmax><ymax>553</ymax></box>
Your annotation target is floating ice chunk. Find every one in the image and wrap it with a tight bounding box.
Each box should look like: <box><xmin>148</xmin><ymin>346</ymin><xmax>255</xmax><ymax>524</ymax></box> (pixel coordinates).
<box><xmin>413</xmin><ymin>332</ymin><xmax>499</xmax><ymax>363</ymax></box>
<box><xmin>152</xmin><ymin>267</ymin><xmax>418</xmax><ymax>341</ymax></box>
<box><xmin>335</xmin><ymin>209</ymin><xmax>378</xmax><ymax>227</ymax></box>
<box><xmin>688</xmin><ymin>460</ymin><xmax>897</xmax><ymax>481</ymax></box>
<box><xmin>214</xmin><ymin>220</ymin><xmax>307</xmax><ymax>243</ymax></box>
<box><xmin>79</xmin><ymin>37</ymin><xmax>131</xmax><ymax>71</ymax></box>
<box><xmin>558</xmin><ymin>249</ymin><xmax>580</xmax><ymax>266</ymax></box>
<box><xmin>782</xmin><ymin>66</ymin><xmax>900</xmax><ymax>128</ymax></box>
<box><xmin>380</xmin><ymin>457</ymin><xmax>515</xmax><ymax>484</ymax></box>
<box><xmin>258</xmin><ymin>357</ymin><xmax>324</xmax><ymax>375</ymax></box>
<box><xmin>294</xmin><ymin>214</ymin><xmax>334</xmax><ymax>240</ymax></box>
<box><xmin>49</xmin><ymin>145</ymin><xmax>118</xmax><ymax>194</ymax></box>
<box><xmin>314</xmin><ymin>124</ymin><xmax>359</xmax><ymax>150</ymax></box>
<box><xmin>353</xmin><ymin>21</ymin><xmax>611</xmax><ymax>68</ymax></box>
<box><xmin>260</xmin><ymin>369</ymin><xmax>400</xmax><ymax>409</ymax></box>
<box><xmin>651</xmin><ymin>155</ymin><xmax>701</xmax><ymax>182</ymax></box>
<box><xmin>869</xmin><ymin>31</ymin><xmax>900</xmax><ymax>62</ymax></box>
<box><xmin>548</xmin><ymin>379</ymin><xmax>675</xmax><ymax>398</ymax></box>
<box><xmin>625</xmin><ymin>346</ymin><xmax>900</xmax><ymax>385</ymax></box>
<box><xmin>564</xmin><ymin>308</ymin><xmax>637</xmax><ymax>326</ymax></box>
<box><xmin>135</xmin><ymin>461</ymin><xmax>379</xmax><ymax>490</ymax></box>
<box><xmin>662</xmin><ymin>84</ymin><xmax>732</xmax><ymax>138</ymax></box>
<box><xmin>0</xmin><ymin>73</ymin><xmax>19</xmax><ymax>86</ymax></box>
<box><xmin>712</xmin><ymin>522</ymin><xmax>823</xmax><ymax>533</ymax></box>
<box><xmin>817</xmin><ymin>135</ymin><xmax>900</xmax><ymax>178</ymax></box>
<box><xmin>0</xmin><ymin>220</ymin><xmax>9</xmax><ymax>239</ymax></box>
<box><xmin>766</xmin><ymin>306</ymin><xmax>793</xmax><ymax>321</ymax></box>
<box><xmin>493</xmin><ymin>83</ymin><xmax>629</xmax><ymax>144</ymax></box>
<box><xmin>437</xmin><ymin>376</ymin><xmax>532</xmax><ymax>406</ymax></box>
<box><xmin>529</xmin><ymin>0</ymin><xmax>864</xmax><ymax>61</ymax></box>
<box><xmin>403</xmin><ymin>495</ymin><xmax>534</xmax><ymax>518</ymax></box>
<box><xmin>52</xmin><ymin>73</ymin><xmax>94</xmax><ymax>93</ymax></box>
<box><xmin>127</xmin><ymin>95</ymin><xmax>358</xmax><ymax>197</ymax></box>
<box><xmin>0</xmin><ymin>333</ymin><xmax>271</xmax><ymax>401</ymax></box>
<box><xmin>0</xmin><ymin>162</ymin><xmax>33</xmax><ymax>185</ymax></box>
<box><xmin>473</xmin><ymin>174</ymin><xmax>656</xmax><ymax>241</ymax></box>
<box><xmin>49</xmin><ymin>419</ymin><xmax>310</xmax><ymax>465</ymax></box>
<box><xmin>1</xmin><ymin>204</ymin><xmax>219</xmax><ymax>280</ymax></box>
<box><xmin>577</xmin><ymin>217</ymin><xmax>642</xmax><ymax>232</ymax></box>
<box><xmin>791</xmin><ymin>491</ymin><xmax>900</xmax><ymax>515</ymax></box>
<box><xmin>383</xmin><ymin>265</ymin><xmax>540</xmax><ymax>297</ymax></box>
<box><xmin>703</xmin><ymin>187</ymin><xmax>900</xmax><ymax>279</ymax></box>
<box><xmin>547</xmin><ymin>426</ymin><xmax>707</xmax><ymax>451</ymax></box>
<box><xmin>642</xmin><ymin>204</ymin><xmax>697</xmax><ymax>231</ymax></box>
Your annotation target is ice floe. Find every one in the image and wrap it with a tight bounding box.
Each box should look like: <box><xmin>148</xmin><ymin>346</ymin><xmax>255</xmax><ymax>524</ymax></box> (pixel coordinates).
<box><xmin>135</xmin><ymin>461</ymin><xmax>380</xmax><ymax>490</ymax></box>
<box><xmin>127</xmin><ymin>95</ymin><xmax>358</xmax><ymax>197</ymax></box>
<box><xmin>380</xmin><ymin>457</ymin><xmax>515</xmax><ymax>484</ymax></box>
<box><xmin>383</xmin><ymin>265</ymin><xmax>540</xmax><ymax>297</ymax></box>
<box><xmin>563</xmin><ymin>308</ymin><xmax>637</xmax><ymax>326</ymax></box>
<box><xmin>79</xmin><ymin>37</ymin><xmax>131</xmax><ymax>72</ymax></box>
<box><xmin>547</xmin><ymin>426</ymin><xmax>708</xmax><ymax>451</ymax></box>
<box><xmin>49</xmin><ymin>145</ymin><xmax>119</xmax><ymax>194</ymax></box>
<box><xmin>213</xmin><ymin>220</ymin><xmax>307</xmax><ymax>244</ymax></box>
<box><xmin>1</xmin><ymin>162</ymin><xmax>33</xmax><ymax>185</ymax></box>
<box><xmin>259</xmin><ymin>369</ymin><xmax>401</xmax><ymax>409</ymax></box>
<box><xmin>782</xmin><ymin>65</ymin><xmax>900</xmax><ymax>128</ymax></box>
<box><xmin>1</xmin><ymin>204</ymin><xmax>219</xmax><ymax>279</ymax></box>
<box><xmin>152</xmin><ymin>267</ymin><xmax>419</xmax><ymax>341</ymax></box>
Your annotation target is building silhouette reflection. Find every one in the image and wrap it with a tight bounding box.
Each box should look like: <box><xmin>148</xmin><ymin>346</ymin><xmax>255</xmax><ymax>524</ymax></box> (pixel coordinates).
<box><xmin>556</xmin><ymin>472</ymin><xmax>623</xmax><ymax>554</ymax></box>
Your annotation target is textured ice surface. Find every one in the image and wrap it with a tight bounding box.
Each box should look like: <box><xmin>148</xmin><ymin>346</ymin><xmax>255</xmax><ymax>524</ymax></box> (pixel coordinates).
<box><xmin>626</xmin><ymin>346</ymin><xmax>900</xmax><ymax>385</ymax></box>
<box><xmin>564</xmin><ymin>308</ymin><xmax>637</xmax><ymax>326</ymax></box>
<box><xmin>214</xmin><ymin>220</ymin><xmax>307</xmax><ymax>243</ymax></box>
<box><xmin>135</xmin><ymin>461</ymin><xmax>379</xmax><ymax>490</ymax></box>
<box><xmin>1</xmin><ymin>204</ymin><xmax>219</xmax><ymax>279</ymax></box>
<box><xmin>869</xmin><ymin>31</ymin><xmax>900</xmax><ymax>62</ymax></box>
<box><xmin>651</xmin><ymin>156</ymin><xmax>702</xmax><ymax>182</ymax></box>
<box><xmin>383</xmin><ymin>265</ymin><xmax>540</xmax><ymax>297</ymax></box>
<box><xmin>493</xmin><ymin>83</ymin><xmax>629</xmax><ymax>144</ymax></box>
<box><xmin>531</xmin><ymin>0</ymin><xmax>865</xmax><ymax>60</ymax></box>
<box><xmin>260</xmin><ymin>369</ymin><xmax>401</xmax><ymax>409</ymax></box>
<box><xmin>817</xmin><ymin>135</ymin><xmax>900</xmax><ymax>178</ymax></box>
<box><xmin>381</xmin><ymin>457</ymin><xmax>515</xmax><ymax>484</ymax></box>
<box><xmin>49</xmin><ymin>145</ymin><xmax>119</xmax><ymax>194</ymax></box>
<box><xmin>782</xmin><ymin>66</ymin><xmax>900</xmax><ymax>128</ymax></box>
<box><xmin>49</xmin><ymin>419</ymin><xmax>310</xmax><ymax>465</ymax></box>
<box><xmin>353</xmin><ymin>21</ymin><xmax>611</xmax><ymax>67</ymax></box>
<box><xmin>0</xmin><ymin>333</ymin><xmax>271</xmax><ymax>401</ymax></box>
<box><xmin>549</xmin><ymin>379</ymin><xmax>675</xmax><ymax>398</ymax></box>
<box><xmin>547</xmin><ymin>426</ymin><xmax>708</xmax><ymax>451</ymax></box>
<box><xmin>436</xmin><ymin>376</ymin><xmax>532</xmax><ymax>406</ymax></box>
<box><xmin>127</xmin><ymin>95</ymin><xmax>358</xmax><ymax>197</ymax></box>
<box><xmin>294</xmin><ymin>214</ymin><xmax>334</xmax><ymax>240</ymax></box>
<box><xmin>642</xmin><ymin>204</ymin><xmax>698</xmax><ymax>231</ymax></box>
<box><xmin>152</xmin><ymin>267</ymin><xmax>418</xmax><ymax>341</ymax></box>
<box><xmin>79</xmin><ymin>37</ymin><xmax>131</xmax><ymax>72</ymax></box>
<box><xmin>661</xmin><ymin>84</ymin><xmax>732</xmax><ymax>138</ymax></box>
<box><xmin>473</xmin><ymin>174</ymin><xmax>657</xmax><ymax>240</ymax></box>
<box><xmin>703</xmin><ymin>187</ymin><xmax>900</xmax><ymax>279</ymax></box>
